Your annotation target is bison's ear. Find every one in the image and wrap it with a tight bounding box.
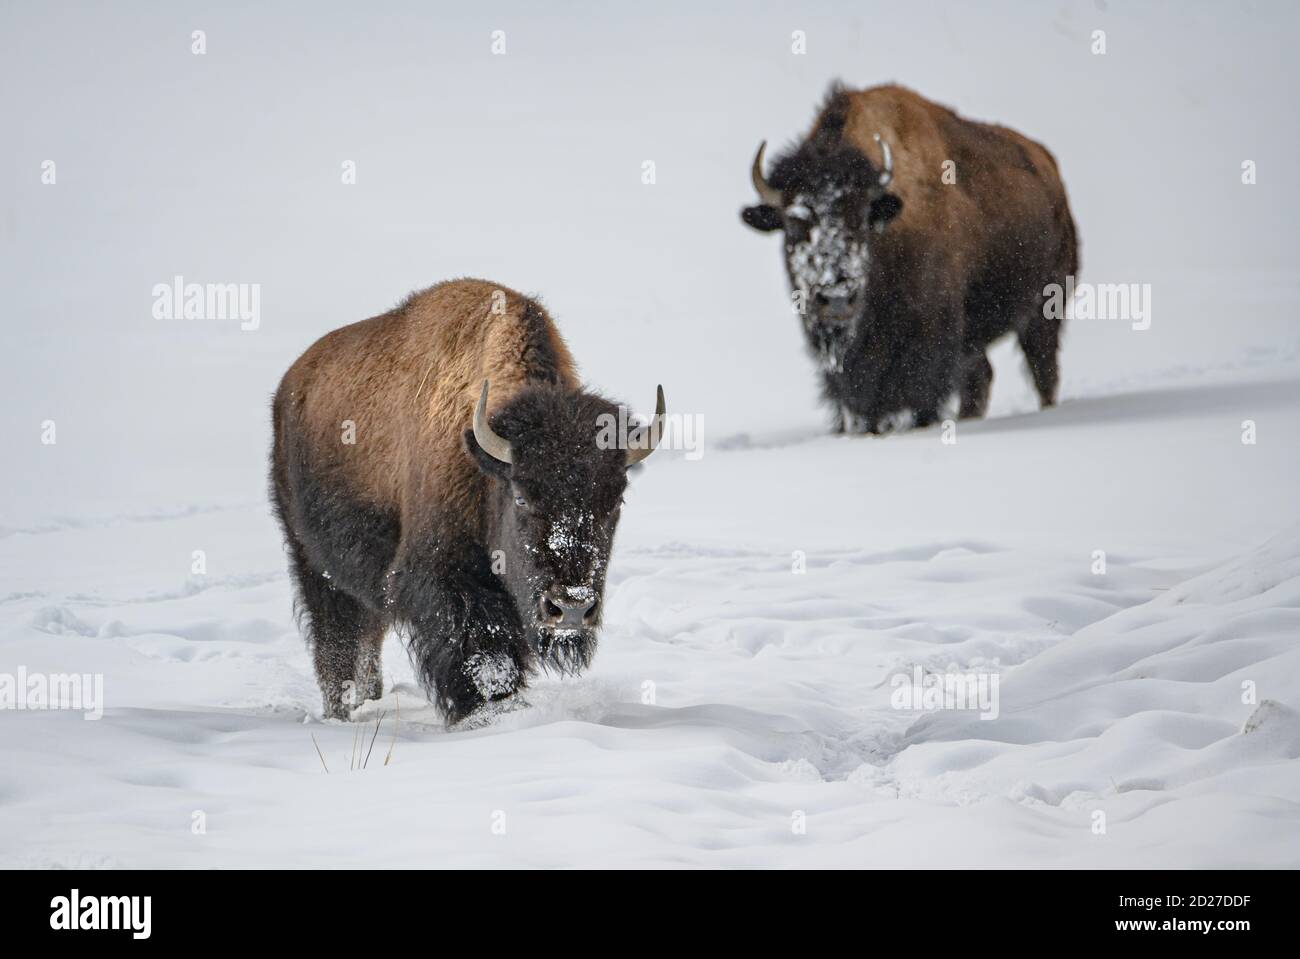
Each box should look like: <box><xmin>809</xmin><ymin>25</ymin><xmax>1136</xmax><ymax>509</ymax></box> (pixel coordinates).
<box><xmin>464</xmin><ymin>429</ymin><xmax>511</xmax><ymax>480</ymax></box>
<box><xmin>741</xmin><ymin>204</ymin><xmax>784</xmax><ymax>233</ymax></box>
<box><xmin>868</xmin><ymin>193</ymin><xmax>903</xmax><ymax>233</ymax></box>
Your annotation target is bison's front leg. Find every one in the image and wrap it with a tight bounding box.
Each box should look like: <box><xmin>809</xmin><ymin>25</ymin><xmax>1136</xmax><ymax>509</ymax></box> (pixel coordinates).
<box><xmin>283</xmin><ymin>537</ymin><xmax>387</xmax><ymax>721</ymax></box>
<box><xmin>386</xmin><ymin>540</ymin><xmax>532</xmax><ymax>724</ymax></box>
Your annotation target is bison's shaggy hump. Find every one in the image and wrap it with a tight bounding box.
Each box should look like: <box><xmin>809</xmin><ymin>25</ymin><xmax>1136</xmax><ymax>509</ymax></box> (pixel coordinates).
<box><xmin>783</xmin><ymin>82</ymin><xmax>1072</xmax><ymax>259</ymax></box>
<box><xmin>273</xmin><ymin>278</ymin><xmax>578</xmax><ymax>518</ymax></box>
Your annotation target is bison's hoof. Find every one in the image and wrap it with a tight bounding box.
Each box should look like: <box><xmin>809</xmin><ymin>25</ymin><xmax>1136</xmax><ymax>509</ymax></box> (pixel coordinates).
<box><xmin>452</xmin><ymin>694</ymin><xmax>531</xmax><ymax>730</ymax></box>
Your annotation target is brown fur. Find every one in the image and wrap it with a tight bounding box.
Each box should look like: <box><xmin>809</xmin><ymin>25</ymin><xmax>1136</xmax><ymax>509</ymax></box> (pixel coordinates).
<box><xmin>827</xmin><ymin>85</ymin><xmax>1070</xmax><ymax>260</ymax></box>
<box><xmin>836</xmin><ymin>85</ymin><xmax>1076</xmax><ymax>339</ymax></box>
<box><xmin>274</xmin><ymin>278</ymin><xmax>578</xmax><ymax>537</ymax></box>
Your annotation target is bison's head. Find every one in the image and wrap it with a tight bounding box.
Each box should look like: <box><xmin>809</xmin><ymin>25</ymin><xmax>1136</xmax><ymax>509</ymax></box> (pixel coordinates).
<box><xmin>466</xmin><ymin>380</ymin><xmax>663</xmax><ymax>674</ymax></box>
<box><xmin>742</xmin><ymin>136</ymin><xmax>903</xmax><ymax>332</ymax></box>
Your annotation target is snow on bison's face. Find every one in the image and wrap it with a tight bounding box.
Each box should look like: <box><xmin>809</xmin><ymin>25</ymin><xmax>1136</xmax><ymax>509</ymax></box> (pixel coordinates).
<box><xmin>742</xmin><ymin>138</ymin><xmax>903</xmax><ymax>345</ymax></box>
<box><xmin>465</xmin><ymin>380</ymin><xmax>664</xmax><ymax>673</ymax></box>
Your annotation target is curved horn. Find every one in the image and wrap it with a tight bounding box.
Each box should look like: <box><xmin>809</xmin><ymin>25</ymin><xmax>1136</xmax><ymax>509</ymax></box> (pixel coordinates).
<box><xmin>873</xmin><ymin>133</ymin><xmax>893</xmax><ymax>187</ymax></box>
<box><xmin>472</xmin><ymin>379</ymin><xmax>512</xmax><ymax>465</ymax></box>
<box><xmin>626</xmin><ymin>385</ymin><xmax>666</xmax><ymax>467</ymax></box>
<box><xmin>750</xmin><ymin>141</ymin><xmax>783</xmax><ymax>208</ymax></box>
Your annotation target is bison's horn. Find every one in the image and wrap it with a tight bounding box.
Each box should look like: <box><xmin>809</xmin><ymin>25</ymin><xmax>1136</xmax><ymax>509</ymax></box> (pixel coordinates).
<box><xmin>750</xmin><ymin>141</ymin><xmax>783</xmax><ymax>208</ymax></box>
<box><xmin>874</xmin><ymin>133</ymin><xmax>893</xmax><ymax>188</ymax></box>
<box><xmin>626</xmin><ymin>385</ymin><xmax>666</xmax><ymax>467</ymax></box>
<box><xmin>473</xmin><ymin>379</ymin><xmax>512</xmax><ymax>465</ymax></box>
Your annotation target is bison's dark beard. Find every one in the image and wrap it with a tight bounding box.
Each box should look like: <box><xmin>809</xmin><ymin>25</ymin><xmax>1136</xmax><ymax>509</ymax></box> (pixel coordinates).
<box><xmin>805</xmin><ymin>314</ymin><xmax>856</xmax><ymax>373</ymax></box>
<box><xmin>531</xmin><ymin>625</ymin><xmax>598</xmax><ymax>676</ymax></box>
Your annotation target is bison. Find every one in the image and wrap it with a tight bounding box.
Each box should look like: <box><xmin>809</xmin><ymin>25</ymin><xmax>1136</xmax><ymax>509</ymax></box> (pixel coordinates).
<box><xmin>270</xmin><ymin>279</ymin><xmax>664</xmax><ymax>723</ymax></box>
<box><xmin>743</xmin><ymin>83</ymin><xmax>1079</xmax><ymax>433</ymax></box>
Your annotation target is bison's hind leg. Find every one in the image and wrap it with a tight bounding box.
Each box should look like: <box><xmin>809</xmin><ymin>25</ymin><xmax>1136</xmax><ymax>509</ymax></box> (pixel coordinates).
<box><xmin>288</xmin><ymin>540</ymin><xmax>387</xmax><ymax>719</ymax></box>
<box><xmin>958</xmin><ymin>351</ymin><xmax>994</xmax><ymax>419</ymax></box>
<box><xmin>1017</xmin><ymin>312</ymin><xmax>1061</xmax><ymax>408</ymax></box>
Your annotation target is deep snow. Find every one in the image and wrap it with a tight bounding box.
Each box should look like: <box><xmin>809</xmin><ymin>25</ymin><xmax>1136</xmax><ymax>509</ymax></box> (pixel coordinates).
<box><xmin>2</xmin><ymin>1</ymin><xmax>1299</xmax><ymax>867</ymax></box>
<box><xmin>2</xmin><ymin>359</ymin><xmax>1298</xmax><ymax>867</ymax></box>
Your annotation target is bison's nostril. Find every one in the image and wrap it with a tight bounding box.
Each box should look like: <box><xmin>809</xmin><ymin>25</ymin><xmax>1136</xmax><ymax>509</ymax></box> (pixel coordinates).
<box><xmin>540</xmin><ymin>590</ymin><xmax>597</xmax><ymax>628</ymax></box>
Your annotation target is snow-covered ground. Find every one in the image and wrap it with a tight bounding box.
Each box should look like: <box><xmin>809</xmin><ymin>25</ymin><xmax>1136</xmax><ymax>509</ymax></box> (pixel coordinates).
<box><xmin>2</xmin><ymin>2</ymin><xmax>1299</xmax><ymax>867</ymax></box>
<box><xmin>3</xmin><ymin>355</ymin><xmax>1298</xmax><ymax>867</ymax></box>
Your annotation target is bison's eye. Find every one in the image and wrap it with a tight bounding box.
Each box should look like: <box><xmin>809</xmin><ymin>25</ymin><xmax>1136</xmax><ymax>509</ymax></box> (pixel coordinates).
<box><xmin>514</xmin><ymin>494</ymin><xmax>527</xmax><ymax>508</ymax></box>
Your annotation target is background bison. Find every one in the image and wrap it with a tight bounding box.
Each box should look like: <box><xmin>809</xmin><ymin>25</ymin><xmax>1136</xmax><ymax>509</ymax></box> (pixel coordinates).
<box><xmin>270</xmin><ymin>279</ymin><xmax>663</xmax><ymax>723</ymax></box>
<box><xmin>743</xmin><ymin>83</ymin><xmax>1079</xmax><ymax>433</ymax></box>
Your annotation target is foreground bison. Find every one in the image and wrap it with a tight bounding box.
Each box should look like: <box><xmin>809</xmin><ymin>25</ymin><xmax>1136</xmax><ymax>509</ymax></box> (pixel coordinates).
<box><xmin>743</xmin><ymin>83</ymin><xmax>1078</xmax><ymax>432</ymax></box>
<box><xmin>271</xmin><ymin>279</ymin><xmax>664</xmax><ymax>723</ymax></box>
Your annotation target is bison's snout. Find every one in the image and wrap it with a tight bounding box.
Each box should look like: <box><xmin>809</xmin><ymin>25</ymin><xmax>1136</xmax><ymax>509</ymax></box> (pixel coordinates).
<box><xmin>538</xmin><ymin>589</ymin><xmax>600</xmax><ymax>628</ymax></box>
<box><xmin>813</xmin><ymin>290</ymin><xmax>860</xmax><ymax>322</ymax></box>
